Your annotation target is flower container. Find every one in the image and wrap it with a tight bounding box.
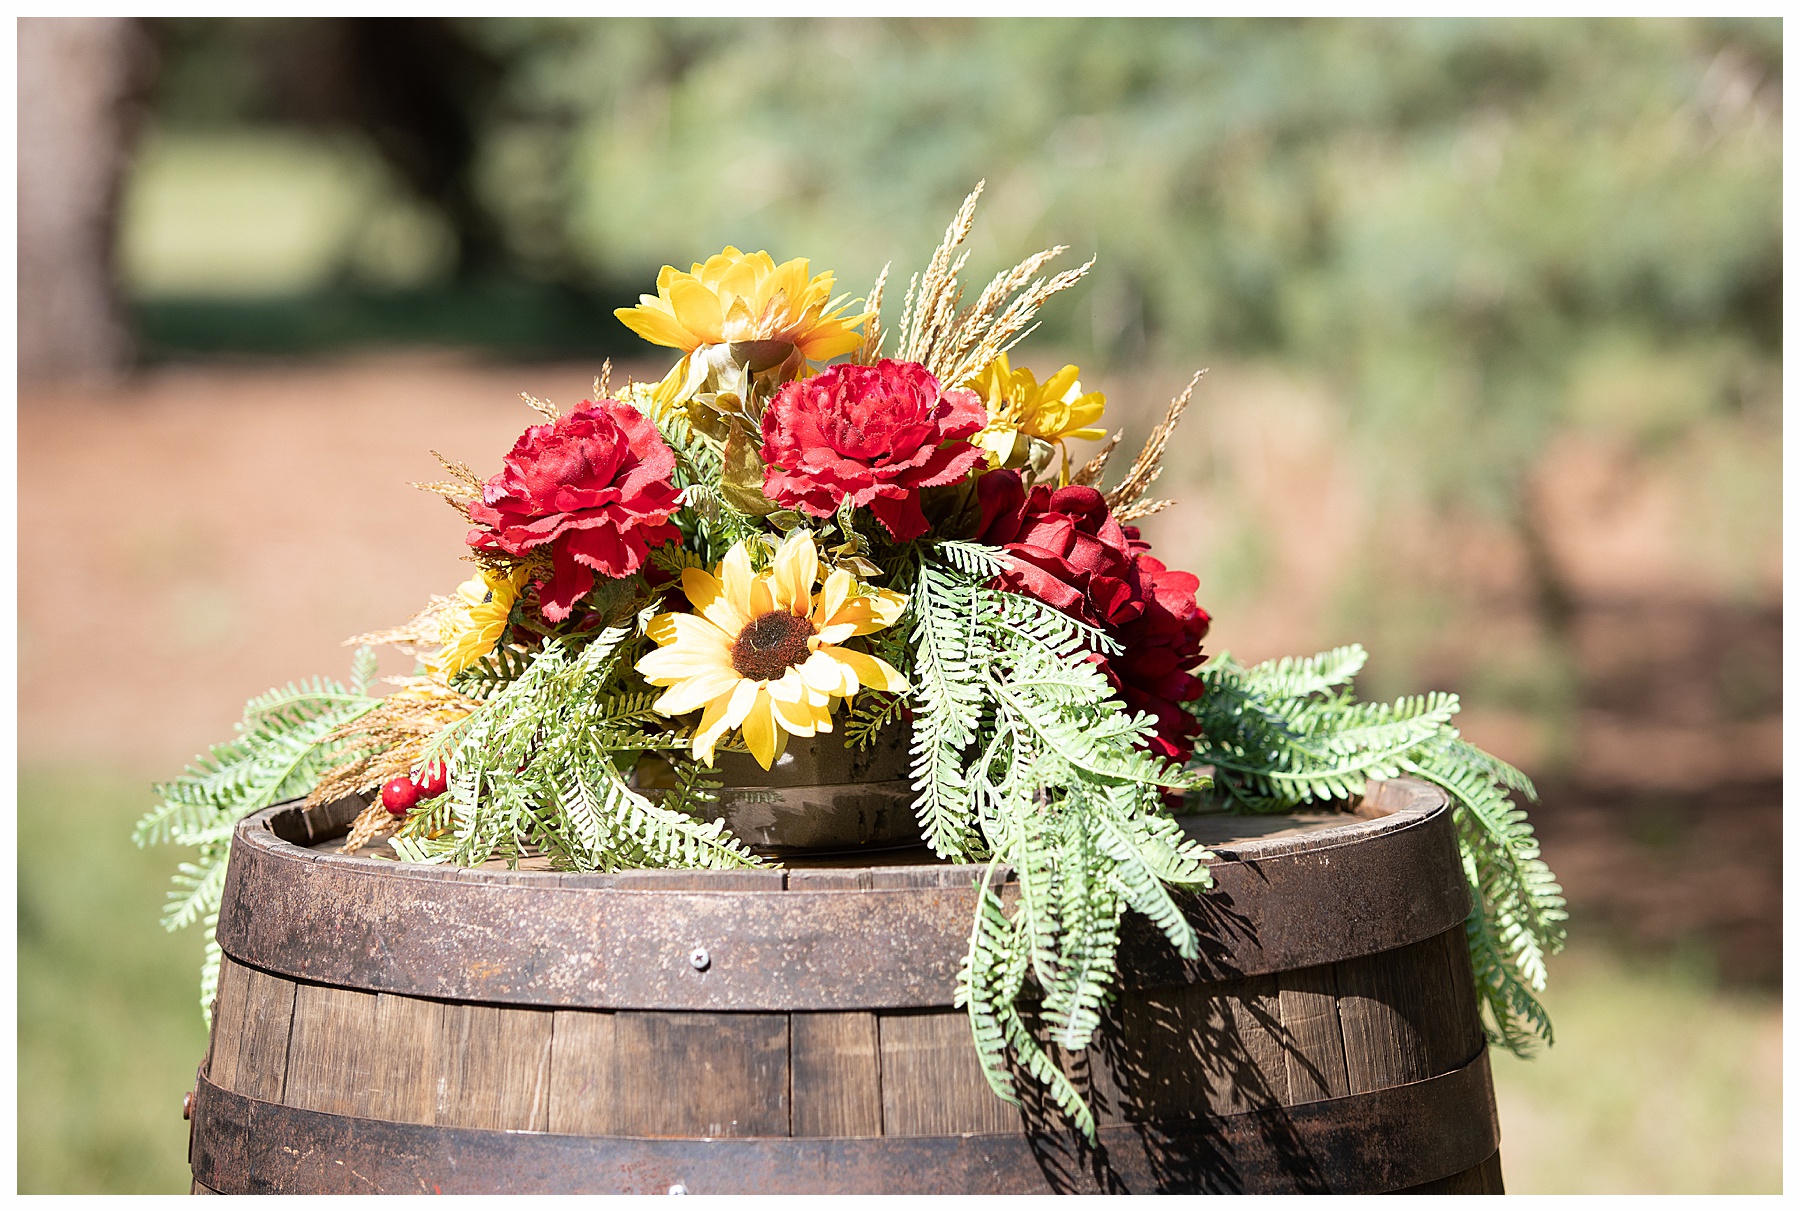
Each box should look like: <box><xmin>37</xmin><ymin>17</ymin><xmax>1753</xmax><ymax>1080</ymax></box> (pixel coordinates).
<box><xmin>631</xmin><ymin>726</ymin><xmax>918</xmax><ymax>856</ymax></box>
<box><xmin>186</xmin><ymin>776</ymin><xmax>1502</xmax><ymax>1195</ymax></box>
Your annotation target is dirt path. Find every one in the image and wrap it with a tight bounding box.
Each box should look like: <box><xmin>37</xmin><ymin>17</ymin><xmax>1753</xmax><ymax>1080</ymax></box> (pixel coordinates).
<box><xmin>20</xmin><ymin>352</ymin><xmax>662</xmax><ymax>772</ymax></box>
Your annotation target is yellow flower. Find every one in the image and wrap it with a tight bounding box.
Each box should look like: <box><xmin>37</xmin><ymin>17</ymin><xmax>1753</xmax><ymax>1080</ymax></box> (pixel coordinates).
<box><xmin>967</xmin><ymin>354</ymin><xmax>1108</xmax><ymax>482</ymax></box>
<box><xmin>635</xmin><ymin>531</ymin><xmax>908</xmax><ymax>769</ymax></box>
<box><xmin>430</xmin><ymin>567</ymin><xmax>527</xmax><ymax>678</ymax></box>
<box><xmin>615</xmin><ymin>247</ymin><xmax>867</xmax><ymax>361</ymax></box>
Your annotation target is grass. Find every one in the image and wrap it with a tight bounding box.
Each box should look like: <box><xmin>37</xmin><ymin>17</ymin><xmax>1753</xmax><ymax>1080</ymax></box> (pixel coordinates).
<box><xmin>1490</xmin><ymin>939</ymin><xmax>1782</xmax><ymax>1194</ymax></box>
<box><xmin>18</xmin><ymin>766</ymin><xmax>209</xmax><ymax>1194</ymax></box>
<box><xmin>16</xmin><ymin>762</ymin><xmax>1782</xmax><ymax>1193</ymax></box>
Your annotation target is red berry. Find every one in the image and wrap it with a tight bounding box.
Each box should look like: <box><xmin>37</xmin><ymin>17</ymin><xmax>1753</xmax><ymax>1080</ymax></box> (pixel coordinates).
<box><xmin>413</xmin><ymin>761</ymin><xmax>448</xmax><ymax>800</ymax></box>
<box><xmin>381</xmin><ymin>777</ymin><xmax>420</xmax><ymax>817</ymax></box>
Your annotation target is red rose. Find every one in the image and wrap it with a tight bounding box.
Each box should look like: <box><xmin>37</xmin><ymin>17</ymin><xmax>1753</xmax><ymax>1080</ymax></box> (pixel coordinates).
<box><xmin>467</xmin><ymin>400</ymin><xmax>682</xmax><ymax>622</ymax></box>
<box><xmin>977</xmin><ymin>468</ymin><xmax>1211</xmax><ymax>762</ymax></box>
<box><xmin>761</xmin><ymin>358</ymin><xmax>986</xmax><ymax>541</ymax></box>
<box><xmin>975</xmin><ymin>473</ymin><xmax>1141</xmax><ymax>629</ymax></box>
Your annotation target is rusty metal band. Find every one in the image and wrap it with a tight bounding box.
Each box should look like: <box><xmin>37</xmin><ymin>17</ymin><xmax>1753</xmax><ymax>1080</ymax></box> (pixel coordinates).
<box><xmin>189</xmin><ymin>1047</ymin><xmax>1497</xmax><ymax>1195</ymax></box>
<box><xmin>215</xmin><ymin>784</ymin><xmax>1466</xmax><ymax>1011</ymax></box>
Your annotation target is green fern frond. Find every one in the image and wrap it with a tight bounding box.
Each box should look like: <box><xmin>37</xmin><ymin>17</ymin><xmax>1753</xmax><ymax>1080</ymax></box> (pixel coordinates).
<box><xmin>1190</xmin><ymin>646</ymin><xmax>1567</xmax><ymax>1055</ymax></box>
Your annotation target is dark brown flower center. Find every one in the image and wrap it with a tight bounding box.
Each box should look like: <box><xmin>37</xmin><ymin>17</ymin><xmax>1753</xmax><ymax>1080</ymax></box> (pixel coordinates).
<box><xmin>731</xmin><ymin>610</ymin><xmax>816</xmax><ymax>681</ymax></box>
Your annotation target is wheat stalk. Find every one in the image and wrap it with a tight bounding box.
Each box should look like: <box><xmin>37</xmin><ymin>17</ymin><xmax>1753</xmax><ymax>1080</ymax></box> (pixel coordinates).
<box><xmin>899</xmin><ymin>181</ymin><xmax>985</xmax><ymax>364</ymax></box>
<box><xmin>893</xmin><ymin>181</ymin><xmax>1098</xmax><ymax>389</ymax></box>
<box><xmin>1068</xmin><ymin>431</ymin><xmax>1123</xmax><ymax>487</ymax></box>
<box><xmin>309</xmin><ymin>678</ymin><xmax>481</xmax><ymax>819</ymax></box>
<box><xmin>1105</xmin><ymin>370</ymin><xmax>1205</xmax><ymax>515</ymax></box>
<box><xmin>855</xmin><ymin>264</ymin><xmax>891</xmax><ymax>365</ymax></box>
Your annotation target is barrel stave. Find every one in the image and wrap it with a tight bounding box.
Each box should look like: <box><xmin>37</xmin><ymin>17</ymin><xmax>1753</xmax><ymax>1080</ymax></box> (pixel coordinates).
<box><xmin>791</xmin><ymin>1011</ymin><xmax>881</xmax><ymax>1137</ymax></box>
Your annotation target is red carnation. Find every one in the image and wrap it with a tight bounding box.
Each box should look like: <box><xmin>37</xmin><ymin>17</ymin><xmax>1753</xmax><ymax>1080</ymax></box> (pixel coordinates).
<box><xmin>761</xmin><ymin>358</ymin><xmax>986</xmax><ymax>541</ymax></box>
<box><xmin>467</xmin><ymin>400</ymin><xmax>682</xmax><ymax>622</ymax></box>
<box><xmin>976</xmin><ymin>468</ymin><xmax>1211</xmax><ymax>762</ymax></box>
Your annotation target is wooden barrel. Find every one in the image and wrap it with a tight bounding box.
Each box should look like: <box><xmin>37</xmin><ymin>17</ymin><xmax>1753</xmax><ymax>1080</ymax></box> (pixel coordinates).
<box><xmin>187</xmin><ymin>777</ymin><xmax>1503</xmax><ymax>1194</ymax></box>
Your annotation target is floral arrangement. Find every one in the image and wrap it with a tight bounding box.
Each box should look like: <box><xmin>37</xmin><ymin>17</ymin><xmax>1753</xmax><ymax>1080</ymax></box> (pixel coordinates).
<box><xmin>139</xmin><ymin>184</ymin><xmax>1565</xmax><ymax>1138</ymax></box>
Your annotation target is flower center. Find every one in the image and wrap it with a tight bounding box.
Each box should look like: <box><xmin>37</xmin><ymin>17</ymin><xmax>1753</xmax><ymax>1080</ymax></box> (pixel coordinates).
<box><xmin>731</xmin><ymin>610</ymin><xmax>817</xmax><ymax>682</ymax></box>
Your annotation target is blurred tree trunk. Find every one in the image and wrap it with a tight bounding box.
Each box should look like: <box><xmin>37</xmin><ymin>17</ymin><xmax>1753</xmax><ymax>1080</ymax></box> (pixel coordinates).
<box><xmin>18</xmin><ymin>18</ymin><xmax>150</xmax><ymax>384</ymax></box>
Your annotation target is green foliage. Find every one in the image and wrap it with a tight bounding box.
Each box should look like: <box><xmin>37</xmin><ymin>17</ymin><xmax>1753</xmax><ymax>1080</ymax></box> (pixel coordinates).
<box><xmin>451</xmin><ymin>18</ymin><xmax>1777</xmax><ymax>474</ymax></box>
<box><xmin>133</xmin><ymin>652</ymin><xmax>381</xmax><ymax>1019</ymax></box>
<box><xmin>909</xmin><ymin>543</ymin><xmax>1214</xmax><ymax>1137</ymax></box>
<box><xmin>447</xmin><ymin>642</ymin><xmax>537</xmax><ymax>700</ymax></box>
<box><xmin>389</xmin><ymin>629</ymin><xmax>761</xmax><ymax>873</ymax></box>
<box><xmin>1190</xmin><ymin>644</ymin><xmax>1569</xmax><ymax>1054</ymax></box>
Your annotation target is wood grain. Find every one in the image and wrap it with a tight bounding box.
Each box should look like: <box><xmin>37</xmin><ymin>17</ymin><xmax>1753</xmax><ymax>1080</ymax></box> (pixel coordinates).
<box><xmin>791</xmin><ymin>1011</ymin><xmax>882</xmax><ymax>1137</ymax></box>
<box><xmin>1335</xmin><ymin>929</ymin><xmax>1481</xmax><ymax>1094</ymax></box>
<box><xmin>608</xmin><ymin>1011</ymin><xmax>789</xmax><ymax>1137</ymax></box>
<box><xmin>436</xmin><ymin>1003</ymin><xmax>553</xmax><ymax>1131</ymax></box>
<box><xmin>878</xmin><ymin>1010</ymin><xmax>1021</xmax><ymax>1135</ymax></box>
<box><xmin>206</xmin><ymin>958</ymin><xmax>296</xmax><ymax>1103</ymax></box>
<box><xmin>284</xmin><ymin>984</ymin><xmax>436</xmax><ymax>1122</ymax></box>
<box><xmin>547</xmin><ymin>1009</ymin><xmax>617</xmax><ymax>1135</ymax></box>
<box><xmin>1091</xmin><ymin>977</ymin><xmax>1286</xmax><ymax>1121</ymax></box>
<box><xmin>1276</xmin><ymin>963</ymin><xmax>1350</xmax><ymax>1104</ymax></box>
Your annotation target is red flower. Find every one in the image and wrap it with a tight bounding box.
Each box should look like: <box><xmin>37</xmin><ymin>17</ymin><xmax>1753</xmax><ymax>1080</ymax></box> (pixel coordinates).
<box><xmin>467</xmin><ymin>400</ymin><xmax>682</xmax><ymax>622</ymax></box>
<box><xmin>977</xmin><ymin>469</ymin><xmax>1211</xmax><ymax>762</ymax></box>
<box><xmin>1112</xmin><ymin>551</ymin><xmax>1211</xmax><ymax>761</ymax></box>
<box><xmin>761</xmin><ymin>358</ymin><xmax>986</xmax><ymax>541</ymax></box>
<box><xmin>975</xmin><ymin>473</ymin><xmax>1141</xmax><ymax>628</ymax></box>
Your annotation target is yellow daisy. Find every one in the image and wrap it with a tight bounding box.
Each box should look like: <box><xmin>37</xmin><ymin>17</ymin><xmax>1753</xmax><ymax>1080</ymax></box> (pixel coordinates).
<box><xmin>635</xmin><ymin>531</ymin><xmax>908</xmax><ymax>769</ymax></box>
<box><xmin>615</xmin><ymin>247</ymin><xmax>868</xmax><ymax>361</ymax></box>
<box><xmin>967</xmin><ymin>353</ymin><xmax>1108</xmax><ymax>483</ymax></box>
<box><xmin>430</xmin><ymin>566</ymin><xmax>527</xmax><ymax>678</ymax></box>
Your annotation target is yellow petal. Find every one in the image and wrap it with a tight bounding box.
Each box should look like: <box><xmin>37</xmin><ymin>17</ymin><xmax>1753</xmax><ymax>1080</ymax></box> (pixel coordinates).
<box><xmin>1041</xmin><ymin>364</ymin><xmax>1081</xmax><ymax>401</ymax></box>
<box><xmin>614</xmin><ymin>302</ymin><xmax>695</xmax><ymax>350</ymax></box>
<box><xmin>692</xmin><ymin>692</ymin><xmax>733</xmax><ymax>766</ymax></box>
<box><xmin>653</xmin><ymin>667</ymin><xmax>742</xmax><ymax>717</ymax></box>
<box><xmin>798</xmin><ymin>650</ymin><xmax>852</xmax><ymax>696</ymax></box>
<box><xmin>771</xmin><ymin>532</ymin><xmax>819</xmax><ymax>615</ymax></box>
<box><xmin>796</xmin><ymin>325</ymin><xmax>865</xmax><ymax>362</ymax></box>
<box><xmin>637</xmin><ymin>642</ymin><xmax>732</xmax><ymax>683</ymax></box>
<box><xmin>667</xmin><ymin>275</ymin><xmax>725</xmax><ymax>343</ymax></box>
<box><xmin>683</xmin><ymin>567</ymin><xmax>749</xmax><ymax>637</ymax></box>
<box><xmin>815</xmin><ymin>621</ymin><xmax>859</xmax><ymax>645</ymax></box>
<box><xmin>742</xmin><ymin>689</ymin><xmax>778</xmax><ymax>769</ymax></box>
<box><xmin>721</xmin><ymin>677</ymin><xmax>761</xmax><ymax>731</ymax></box>
<box><xmin>766</xmin><ymin>669</ymin><xmax>808</xmax><ymax>704</ymax></box>
<box><xmin>648</xmin><ymin>611</ymin><xmax>733</xmax><ymax>653</ymax></box>
<box><xmin>772</xmin><ymin>693</ymin><xmax>819</xmax><ymax>737</ymax></box>
<box><xmin>748</xmin><ymin>575</ymin><xmax>776</xmax><ymax>618</ymax></box>
<box><xmin>819</xmin><ymin>587</ymin><xmax>908</xmax><ymax>638</ymax></box>
<box><xmin>719</xmin><ymin>543</ymin><xmax>756</xmax><ymax>621</ymax></box>
<box><xmin>829</xmin><ymin>646</ymin><xmax>909</xmax><ymax>694</ymax></box>
<box><xmin>816</xmin><ymin>568</ymin><xmax>854</xmax><ymax>626</ymax></box>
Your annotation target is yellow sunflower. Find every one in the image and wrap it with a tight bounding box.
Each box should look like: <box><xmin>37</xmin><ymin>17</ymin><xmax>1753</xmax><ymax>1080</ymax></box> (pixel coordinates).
<box><xmin>614</xmin><ymin>247</ymin><xmax>868</xmax><ymax>361</ymax></box>
<box><xmin>967</xmin><ymin>353</ymin><xmax>1108</xmax><ymax>483</ymax></box>
<box><xmin>429</xmin><ymin>566</ymin><xmax>527</xmax><ymax>678</ymax></box>
<box><xmin>635</xmin><ymin>532</ymin><xmax>908</xmax><ymax>769</ymax></box>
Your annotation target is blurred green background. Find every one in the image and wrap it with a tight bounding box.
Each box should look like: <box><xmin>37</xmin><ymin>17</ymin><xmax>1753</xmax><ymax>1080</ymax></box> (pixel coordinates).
<box><xmin>18</xmin><ymin>16</ymin><xmax>1781</xmax><ymax>1193</ymax></box>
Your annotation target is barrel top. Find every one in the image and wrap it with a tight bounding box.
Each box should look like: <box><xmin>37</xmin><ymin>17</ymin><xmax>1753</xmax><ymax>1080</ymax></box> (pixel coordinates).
<box><xmin>213</xmin><ymin>778</ymin><xmax>1466</xmax><ymax>1012</ymax></box>
<box><xmin>288</xmin><ymin>773</ymin><xmax>1447</xmax><ymax>884</ymax></box>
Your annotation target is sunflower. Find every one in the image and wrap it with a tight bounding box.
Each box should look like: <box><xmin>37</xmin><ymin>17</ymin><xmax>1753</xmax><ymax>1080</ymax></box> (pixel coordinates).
<box><xmin>966</xmin><ymin>353</ymin><xmax>1108</xmax><ymax>483</ymax></box>
<box><xmin>635</xmin><ymin>532</ymin><xmax>908</xmax><ymax>769</ymax></box>
<box><xmin>615</xmin><ymin>247</ymin><xmax>868</xmax><ymax>361</ymax></box>
<box><xmin>429</xmin><ymin>566</ymin><xmax>527</xmax><ymax>678</ymax></box>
